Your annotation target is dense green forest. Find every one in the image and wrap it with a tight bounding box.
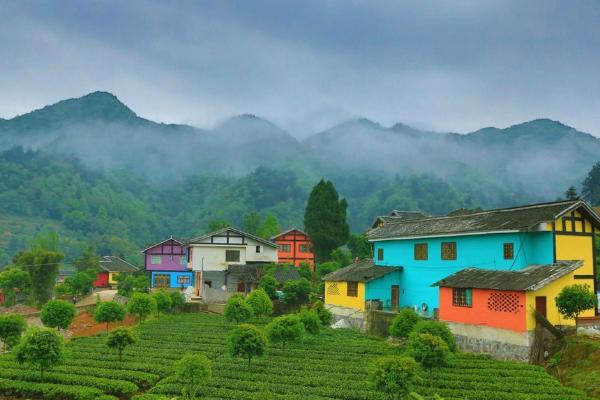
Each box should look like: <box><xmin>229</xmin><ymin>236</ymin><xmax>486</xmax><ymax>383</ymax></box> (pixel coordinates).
<box><xmin>0</xmin><ymin>147</ymin><xmax>487</xmax><ymax>266</ymax></box>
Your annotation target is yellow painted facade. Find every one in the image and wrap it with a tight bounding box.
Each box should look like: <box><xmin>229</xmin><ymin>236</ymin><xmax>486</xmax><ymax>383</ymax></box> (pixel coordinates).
<box><xmin>108</xmin><ymin>272</ymin><xmax>119</xmax><ymax>285</ymax></box>
<box><xmin>324</xmin><ymin>281</ymin><xmax>365</xmax><ymax>310</ymax></box>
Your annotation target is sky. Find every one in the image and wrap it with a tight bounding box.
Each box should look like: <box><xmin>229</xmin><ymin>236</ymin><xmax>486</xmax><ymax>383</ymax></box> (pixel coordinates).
<box><xmin>1</xmin><ymin>0</ymin><xmax>600</xmax><ymax>137</ymax></box>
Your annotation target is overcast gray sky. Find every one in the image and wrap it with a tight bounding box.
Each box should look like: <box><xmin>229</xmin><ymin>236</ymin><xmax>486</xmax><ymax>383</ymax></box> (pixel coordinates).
<box><xmin>1</xmin><ymin>0</ymin><xmax>600</xmax><ymax>137</ymax></box>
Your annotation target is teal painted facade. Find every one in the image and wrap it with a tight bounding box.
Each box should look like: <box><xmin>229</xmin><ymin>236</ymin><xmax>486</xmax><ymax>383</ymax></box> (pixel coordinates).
<box><xmin>365</xmin><ymin>270</ymin><xmax>402</xmax><ymax>309</ymax></box>
<box><xmin>372</xmin><ymin>232</ymin><xmax>554</xmax><ymax>315</ymax></box>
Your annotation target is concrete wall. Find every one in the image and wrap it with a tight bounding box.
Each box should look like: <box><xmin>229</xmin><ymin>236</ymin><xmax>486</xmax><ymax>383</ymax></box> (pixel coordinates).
<box><xmin>325</xmin><ymin>304</ymin><xmax>366</xmax><ymax>331</ymax></box>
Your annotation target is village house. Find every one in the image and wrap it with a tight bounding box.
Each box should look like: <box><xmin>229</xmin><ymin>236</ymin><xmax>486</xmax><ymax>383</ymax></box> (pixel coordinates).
<box><xmin>94</xmin><ymin>256</ymin><xmax>139</xmax><ymax>288</ymax></box>
<box><xmin>143</xmin><ymin>237</ymin><xmax>193</xmax><ymax>289</ymax></box>
<box><xmin>187</xmin><ymin>227</ymin><xmax>278</xmax><ymax>297</ymax></box>
<box><xmin>271</xmin><ymin>228</ymin><xmax>315</xmax><ymax>268</ymax></box>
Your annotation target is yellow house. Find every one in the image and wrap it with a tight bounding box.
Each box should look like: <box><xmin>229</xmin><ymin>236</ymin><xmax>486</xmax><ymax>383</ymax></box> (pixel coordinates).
<box><xmin>99</xmin><ymin>256</ymin><xmax>140</xmax><ymax>287</ymax></box>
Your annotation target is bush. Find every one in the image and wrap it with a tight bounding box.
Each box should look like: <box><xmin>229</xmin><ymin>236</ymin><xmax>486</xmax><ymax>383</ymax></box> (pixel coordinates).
<box><xmin>151</xmin><ymin>290</ymin><xmax>172</xmax><ymax>318</ymax></box>
<box><xmin>228</xmin><ymin>323</ymin><xmax>267</xmax><ymax>367</ymax></box>
<box><xmin>311</xmin><ymin>300</ymin><xmax>332</xmax><ymax>326</ymax></box>
<box><xmin>0</xmin><ymin>314</ymin><xmax>27</xmax><ymax>350</ymax></box>
<box><xmin>555</xmin><ymin>284</ymin><xmax>597</xmax><ymax>326</ymax></box>
<box><xmin>224</xmin><ymin>294</ymin><xmax>253</xmax><ymax>324</ymax></box>
<box><xmin>369</xmin><ymin>355</ymin><xmax>420</xmax><ymax>400</ymax></box>
<box><xmin>258</xmin><ymin>275</ymin><xmax>278</xmax><ymax>299</ymax></box>
<box><xmin>107</xmin><ymin>327</ymin><xmax>137</xmax><ymax>361</ymax></box>
<box><xmin>316</xmin><ymin>261</ymin><xmax>340</xmax><ymax>278</ymax></box>
<box><xmin>169</xmin><ymin>291</ymin><xmax>186</xmax><ymax>311</ymax></box>
<box><xmin>281</xmin><ymin>278</ymin><xmax>312</xmax><ymax>305</ymax></box>
<box><xmin>408</xmin><ymin>332</ymin><xmax>449</xmax><ymax>373</ymax></box>
<box><xmin>297</xmin><ymin>307</ymin><xmax>321</xmax><ymax>334</ymax></box>
<box><xmin>15</xmin><ymin>327</ymin><xmax>64</xmax><ymax>380</ymax></box>
<box><xmin>128</xmin><ymin>293</ymin><xmax>157</xmax><ymax>322</ymax></box>
<box><xmin>266</xmin><ymin>314</ymin><xmax>305</xmax><ymax>350</ymax></box>
<box><xmin>40</xmin><ymin>299</ymin><xmax>76</xmax><ymax>330</ymax></box>
<box><xmin>389</xmin><ymin>308</ymin><xmax>420</xmax><ymax>339</ymax></box>
<box><xmin>246</xmin><ymin>289</ymin><xmax>273</xmax><ymax>317</ymax></box>
<box><xmin>412</xmin><ymin>320</ymin><xmax>456</xmax><ymax>352</ymax></box>
<box><xmin>94</xmin><ymin>301</ymin><xmax>125</xmax><ymax>333</ymax></box>
<box><xmin>174</xmin><ymin>353</ymin><xmax>212</xmax><ymax>400</ymax></box>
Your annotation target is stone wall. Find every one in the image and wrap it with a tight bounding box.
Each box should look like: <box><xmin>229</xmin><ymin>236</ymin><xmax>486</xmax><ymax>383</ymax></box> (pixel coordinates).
<box><xmin>325</xmin><ymin>304</ymin><xmax>366</xmax><ymax>331</ymax></box>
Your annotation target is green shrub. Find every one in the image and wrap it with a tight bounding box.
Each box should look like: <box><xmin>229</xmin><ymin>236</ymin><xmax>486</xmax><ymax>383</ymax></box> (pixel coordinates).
<box><xmin>258</xmin><ymin>275</ymin><xmax>278</xmax><ymax>299</ymax></box>
<box><xmin>128</xmin><ymin>293</ymin><xmax>157</xmax><ymax>322</ymax></box>
<box><xmin>311</xmin><ymin>300</ymin><xmax>332</xmax><ymax>326</ymax></box>
<box><xmin>555</xmin><ymin>284</ymin><xmax>597</xmax><ymax>325</ymax></box>
<box><xmin>94</xmin><ymin>301</ymin><xmax>125</xmax><ymax>333</ymax></box>
<box><xmin>15</xmin><ymin>327</ymin><xmax>64</xmax><ymax>380</ymax></box>
<box><xmin>224</xmin><ymin>294</ymin><xmax>253</xmax><ymax>324</ymax></box>
<box><xmin>40</xmin><ymin>299</ymin><xmax>76</xmax><ymax>330</ymax></box>
<box><xmin>151</xmin><ymin>290</ymin><xmax>172</xmax><ymax>318</ymax></box>
<box><xmin>412</xmin><ymin>320</ymin><xmax>456</xmax><ymax>352</ymax></box>
<box><xmin>389</xmin><ymin>308</ymin><xmax>420</xmax><ymax>339</ymax></box>
<box><xmin>174</xmin><ymin>353</ymin><xmax>212</xmax><ymax>400</ymax></box>
<box><xmin>107</xmin><ymin>327</ymin><xmax>137</xmax><ymax>362</ymax></box>
<box><xmin>266</xmin><ymin>314</ymin><xmax>305</xmax><ymax>350</ymax></box>
<box><xmin>408</xmin><ymin>332</ymin><xmax>449</xmax><ymax>373</ymax></box>
<box><xmin>169</xmin><ymin>291</ymin><xmax>185</xmax><ymax>311</ymax></box>
<box><xmin>297</xmin><ymin>307</ymin><xmax>321</xmax><ymax>334</ymax></box>
<box><xmin>370</xmin><ymin>355</ymin><xmax>420</xmax><ymax>399</ymax></box>
<box><xmin>246</xmin><ymin>289</ymin><xmax>273</xmax><ymax>317</ymax></box>
<box><xmin>281</xmin><ymin>278</ymin><xmax>312</xmax><ymax>305</ymax></box>
<box><xmin>0</xmin><ymin>314</ymin><xmax>27</xmax><ymax>350</ymax></box>
<box><xmin>228</xmin><ymin>323</ymin><xmax>267</xmax><ymax>367</ymax></box>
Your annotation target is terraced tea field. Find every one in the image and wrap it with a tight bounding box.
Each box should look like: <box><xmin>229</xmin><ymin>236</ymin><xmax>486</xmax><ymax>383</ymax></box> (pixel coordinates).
<box><xmin>0</xmin><ymin>313</ymin><xmax>590</xmax><ymax>400</ymax></box>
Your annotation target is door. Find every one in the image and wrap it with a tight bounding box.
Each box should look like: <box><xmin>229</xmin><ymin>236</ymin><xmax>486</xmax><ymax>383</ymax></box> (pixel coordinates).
<box><xmin>391</xmin><ymin>285</ymin><xmax>400</xmax><ymax>310</ymax></box>
<box><xmin>535</xmin><ymin>296</ymin><xmax>547</xmax><ymax>318</ymax></box>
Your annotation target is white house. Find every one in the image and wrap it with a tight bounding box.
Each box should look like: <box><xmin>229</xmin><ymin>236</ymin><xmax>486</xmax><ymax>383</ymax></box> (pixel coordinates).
<box><xmin>188</xmin><ymin>227</ymin><xmax>278</xmax><ymax>296</ymax></box>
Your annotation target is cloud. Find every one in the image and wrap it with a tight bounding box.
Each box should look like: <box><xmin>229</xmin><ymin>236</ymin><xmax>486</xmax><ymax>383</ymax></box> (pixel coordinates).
<box><xmin>1</xmin><ymin>0</ymin><xmax>600</xmax><ymax>137</ymax></box>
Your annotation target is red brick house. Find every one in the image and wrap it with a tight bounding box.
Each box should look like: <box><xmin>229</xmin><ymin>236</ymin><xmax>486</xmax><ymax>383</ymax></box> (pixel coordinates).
<box><xmin>271</xmin><ymin>228</ymin><xmax>315</xmax><ymax>268</ymax></box>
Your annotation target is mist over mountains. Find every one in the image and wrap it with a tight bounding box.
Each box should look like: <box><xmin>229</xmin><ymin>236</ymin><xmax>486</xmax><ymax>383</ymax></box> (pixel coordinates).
<box><xmin>1</xmin><ymin>91</ymin><xmax>598</xmax><ymax>201</ymax></box>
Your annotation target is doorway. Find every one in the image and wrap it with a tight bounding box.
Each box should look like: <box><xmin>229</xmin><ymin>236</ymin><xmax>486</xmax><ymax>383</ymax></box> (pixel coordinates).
<box><xmin>391</xmin><ymin>285</ymin><xmax>399</xmax><ymax>310</ymax></box>
<box><xmin>535</xmin><ymin>296</ymin><xmax>547</xmax><ymax>318</ymax></box>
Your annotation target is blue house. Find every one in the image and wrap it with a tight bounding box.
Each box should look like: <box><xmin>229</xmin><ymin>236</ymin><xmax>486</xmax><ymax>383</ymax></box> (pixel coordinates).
<box><xmin>325</xmin><ymin>200</ymin><xmax>599</xmax><ymax>317</ymax></box>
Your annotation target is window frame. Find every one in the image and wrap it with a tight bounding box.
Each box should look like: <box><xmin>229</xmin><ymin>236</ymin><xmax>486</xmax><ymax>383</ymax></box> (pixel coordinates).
<box><xmin>503</xmin><ymin>243</ymin><xmax>514</xmax><ymax>260</ymax></box>
<box><xmin>441</xmin><ymin>242</ymin><xmax>457</xmax><ymax>261</ymax></box>
<box><xmin>452</xmin><ymin>288</ymin><xmax>472</xmax><ymax>307</ymax></box>
<box><xmin>153</xmin><ymin>273</ymin><xmax>170</xmax><ymax>288</ymax></box>
<box><xmin>279</xmin><ymin>244</ymin><xmax>291</xmax><ymax>252</ymax></box>
<box><xmin>177</xmin><ymin>275</ymin><xmax>190</xmax><ymax>285</ymax></box>
<box><xmin>346</xmin><ymin>281</ymin><xmax>358</xmax><ymax>297</ymax></box>
<box><xmin>377</xmin><ymin>248</ymin><xmax>384</xmax><ymax>261</ymax></box>
<box><xmin>299</xmin><ymin>244</ymin><xmax>312</xmax><ymax>253</ymax></box>
<box><xmin>256</xmin><ymin>245</ymin><xmax>262</xmax><ymax>253</ymax></box>
<box><xmin>414</xmin><ymin>243</ymin><xmax>428</xmax><ymax>260</ymax></box>
<box><xmin>150</xmin><ymin>255</ymin><xmax>162</xmax><ymax>265</ymax></box>
<box><xmin>225</xmin><ymin>250</ymin><xmax>241</xmax><ymax>262</ymax></box>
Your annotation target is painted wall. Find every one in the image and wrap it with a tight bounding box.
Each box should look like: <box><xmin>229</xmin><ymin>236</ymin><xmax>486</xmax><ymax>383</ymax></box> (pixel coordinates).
<box><xmin>150</xmin><ymin>271</ymin><xmax>193</xmax><ymax>288</ymax></box>
<box><xmin>273</xmin><ymin>230</ymin><xmax>315</xmax><ymax>267</ymax></box>
<box><xmin>324</xmin><ymin>281</ymin><xmax>365</xmax><ymax>310</ymax></box>
<box><xmin>94</xmin><ymin>272</ymin><xmax>109</xmax><ymax>288</ymax></box>
<box><xmin>365</xmin><ymin>271</ymin><xmax>402</xmax><ymax>309</ymax></box>
<box><xmin>108</xmin><ymin>272</ymin><xmax>119</xmax><ymax>285</ymax></box>
<box><xmin>189</xmin><ymin>242</ymin><xmax>277</xmax><ymax>272</ymax></box>
<box><xmin>145</xmin><ymin>241</ymin><xmax>187</xmax><ymax>272</ymax></box>
<box><xmin>373</xmin><ymin>232</ymin><xmax>553</xmax><ymax>315</ymax></box>
<box><xmin>439</xmin><ymin>287</ymin><xmax>527</xmax><ymax>332</ymax></box>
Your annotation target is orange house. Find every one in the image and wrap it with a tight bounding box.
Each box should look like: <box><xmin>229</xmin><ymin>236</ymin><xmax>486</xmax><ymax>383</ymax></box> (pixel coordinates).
<box><xmin>271</xmin><ymin>228</ymin><xmax>315</xmax><ymax>268</ymax></box>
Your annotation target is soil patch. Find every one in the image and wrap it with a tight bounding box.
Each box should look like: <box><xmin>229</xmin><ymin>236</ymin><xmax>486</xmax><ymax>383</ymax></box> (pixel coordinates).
<box><xmin>69</xmin><ymin>311</ymin><xmax>137</xmax><ymax>337</ymax></box>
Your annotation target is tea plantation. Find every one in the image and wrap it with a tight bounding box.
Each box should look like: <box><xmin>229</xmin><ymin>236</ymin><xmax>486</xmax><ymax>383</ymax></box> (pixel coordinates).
<box><xmin>0</xmin><ymin>313</ymin><xmax>591</xmax><ymax>400</ymax></box>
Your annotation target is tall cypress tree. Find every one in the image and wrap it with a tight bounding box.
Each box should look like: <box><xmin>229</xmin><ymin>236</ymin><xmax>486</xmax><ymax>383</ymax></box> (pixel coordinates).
<box><xmin>304</xmin><ymin>180</ymin><xmax>350</xmax><ymax>263</ymax></box>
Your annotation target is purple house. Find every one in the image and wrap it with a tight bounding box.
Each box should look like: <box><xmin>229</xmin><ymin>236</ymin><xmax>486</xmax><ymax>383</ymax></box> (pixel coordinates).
<box><xmin>143</xmin><ymin>237</ymin><xmax>193</xmax><ymax>289</ymax></box>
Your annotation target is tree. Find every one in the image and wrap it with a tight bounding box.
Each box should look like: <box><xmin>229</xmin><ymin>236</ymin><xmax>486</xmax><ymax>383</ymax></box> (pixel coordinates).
<box><xmin>243</xmin><ymin>212</ymin><xmax>262</xmax><ymax>235</ymax></box>
<box><xmin>330</xmin><ymin>247</ymin><xmax>352</xmax><ymax>266</ymax></box>
<box><xmin>297</xmin><ymin>263</ymin><xmax>314</xmax><ymax>282</ymax></box>
<box><xmin>389</xmin><ymin>309</ymin><xmax>420</xmax><ymax>340</ymax></box>
<box><xmin>224</xmin><ymin>294</ymin><xmax>253</xmax><ymax>324</ymax></box>
<box><xmin>311</xmin><ymin>300</ymin><xmax>332</xmax><ymax>326</ymax></box>
<box><xmin>61</xmin><ymin>269</ymin><xmax>97</xmax><ymax>297</ymax></box>
<box><xmin>94</xmin><ymin>301</ymin><xmax>126</xmax><ymax>332</ymax></box>
<box><xmin>266</xmin><ymin>315</ymin><xmax>305</xmax><ymax>350</ymax></box>
<box><xmin>258</xmin><ymin>275</ymin><xmax>278</xmax><ymax>299</ymax></box>
<box><xmin>555</xmin><ymin>284</ymin><xmax>597</xmax><ymax>330</ymax></box>
<box><xmin>348</xmin><ymin>234</ymin><xmax>372</xmax><ymax>260</ymax></box>
<box><xmin>412</xmin><ymin>321</ymin><xmax>456</xmax><ymax>352</ymax></box>
<box><xmin>152</xmin><ymin>289</ymin><xmax>173</xmax><ymax>318</ymax></box>
<box><xmin>297</xmin><ymin>307</ymin><xmax>321</xmax><ymax>334</ymax></box>
<box><xmin>0</xmin><ymin>314</ymin><xmax>27</xmax><ymax>350</ymax></box>
<box><xmin>174</xmin><ymin>353</ymin><xmax>212</xmax><ymax>400</ymax></box>
<box><xmin>259</xmin><ymin>213</ymin><xmax>280</xmax><ymax>239</ymax></box>
<box><xmin>169</xmin><ymin>291</ymin><xmax>186</xmax><ymax>311</ymax></box>
<box><xmin>228</xmin><ymin>323</ymin><xmax>267</xmax><ymax>367</ymax></box>
<box><xmin>246</xmin><ymin>289</ymin><xmax>273</xmax><ymax>318</ymax></box>
<box><xmin>304</xmin><ymin>180</ymin><xmax>350</xmax><ymax>262</ymax></box>
<box><xmin>127</xmin><ymin>292</ymin><xmax>157</xmax><ymax>322</ymax></box>
<box><xmin>369</xmin><ymin>356</ymin><xmax>420</xmax><ymax>400</ymax></box>
<box><xmin>281</xmin><ymin>278</ymin><xmax>312</xmax><ymax>305</ymax></box>
<box><xmin>107</xmin><ymin>327</ymin><xmax>137</xmax><ymax>362</ymax></box>
<box><xmin>582</xmin><ymin>161</ymin><xmax>600</xmax><ymax>205</ymax></box>
<box><xmin>40</xmin><ymin>299</ymin><xmax>76</xmax><ymax>330</ymax></box>
<box><xmin>13</xmin><ymin>239</ymin><xmax>64</xmax><ymax>306</ymax></box>
<box><xmin>408</xmin><ymin>333</ymin><xmax>449</xmax><ymax>375</ymax></box>
<box><xmin>564</xmin><ymin>186</ymin><xmax>579</xmax><ymax>200</ymax></box>
<box><xmin>316</xmin><ymin>261</ymin><xmax>340</xmax><ymax>279</ymax></box>
<box><xmin>72</xmin><ymin>245</ymin><xmax>100</xmax><ymax>272</ymax></box>
<box><xmin>116</xmin><ymin>274</ymin><xmax>149</xmax><ymax>297</ymax></box>
<box><xmin>207</xmin><ymin>219</ymin><xmax>230</xmax><ymax>232</ymax></box>
<box><xmin>15</xmin><ymin>327</ymin><xmax>64</xmax><ymax>380</ymax></box>
<box><xmin>0</xmin><ymin>267</ymin><xmax>31</xmax><ymax>306</ymax></box>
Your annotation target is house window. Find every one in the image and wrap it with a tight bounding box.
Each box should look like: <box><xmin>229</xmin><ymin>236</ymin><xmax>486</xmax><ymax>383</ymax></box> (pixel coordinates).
<box><xmin>226</xmin><ymin>250</ymin><xmax>240</xmax><ymax>262</ymax></box>
<box><xmin>347</xmin><ymin>282</ymin><xmax>358</xmax><ymax>297</ymax></box>
<box><xmin>279</xmin><ymin>244</ymin><xmax>291</xmax><ymax>252</ymax></box>
<box><xmin>414</xmin><ymin>243</ymin><xmax>428</xmax><ymax>260</ymax></box>
<box><xmin>299</xmin><ymin>244</ymin><xmax>311</xmax><ymax>253</ymax></box>
<box><xmin>441</xmin><ymin>242</ymin><xmax>456</xmax><ymax>260</ymax></box>
<box><xmin>169</xmin><ymin>255</ymin><xmax>174</xmax><ymax>262</ymax></box>
<box><xmin>504</xmin><ymin>243</ymin><xmax>514</xmax><ymax>260</ymax></box>
<box><xmin>151</xmin><ymin>256</ymin><xmax>161</xmax><ymax>265</ymax></box>
<box><xmin>452</xmin><ymin>288</ymin><xmax>472</xmax><ymax>307</ymax></box>
<box><xmin>256</xmin><ymin>246</ymin><xmax>262</xmax><ymax>253</ymax></box>
<box><xmin>179</xmin><ymin>256</ymin><xmax>186</xmax><ymax>264</ymax></box>
<box><xmin>177</xmin><ymin>275</ymin><xmax>190</xmax><ymax>285</ymax></box>
<box><xmin>377</xmin><ymin>248</ymin><xmax>384</xmax><ymax>261</ymax></box>
<box><xmin>153</xmin><ymin>274</ymin><xmax>170</xmax><ymax>288</ymax></box>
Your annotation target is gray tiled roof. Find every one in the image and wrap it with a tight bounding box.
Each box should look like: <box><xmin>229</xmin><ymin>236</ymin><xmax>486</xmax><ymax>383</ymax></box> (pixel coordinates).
<box><xmin>322</xmin><ymin>259</ymin><xmax>402</xmax><ymax>283</ymax></box>
<box><xmin>367</xmin><ymin>200</ymin><xmax>600</xmax><ymax>241</ymax></box>
<box><xmin>431</xmin><ymin>261</ymin><xmax>583</xmax><ymax>291</ymax></box>
<box><xmin>99</xmin><ymin>256</ymin><xmax>139</xmax><ymax>273</ymax></box>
